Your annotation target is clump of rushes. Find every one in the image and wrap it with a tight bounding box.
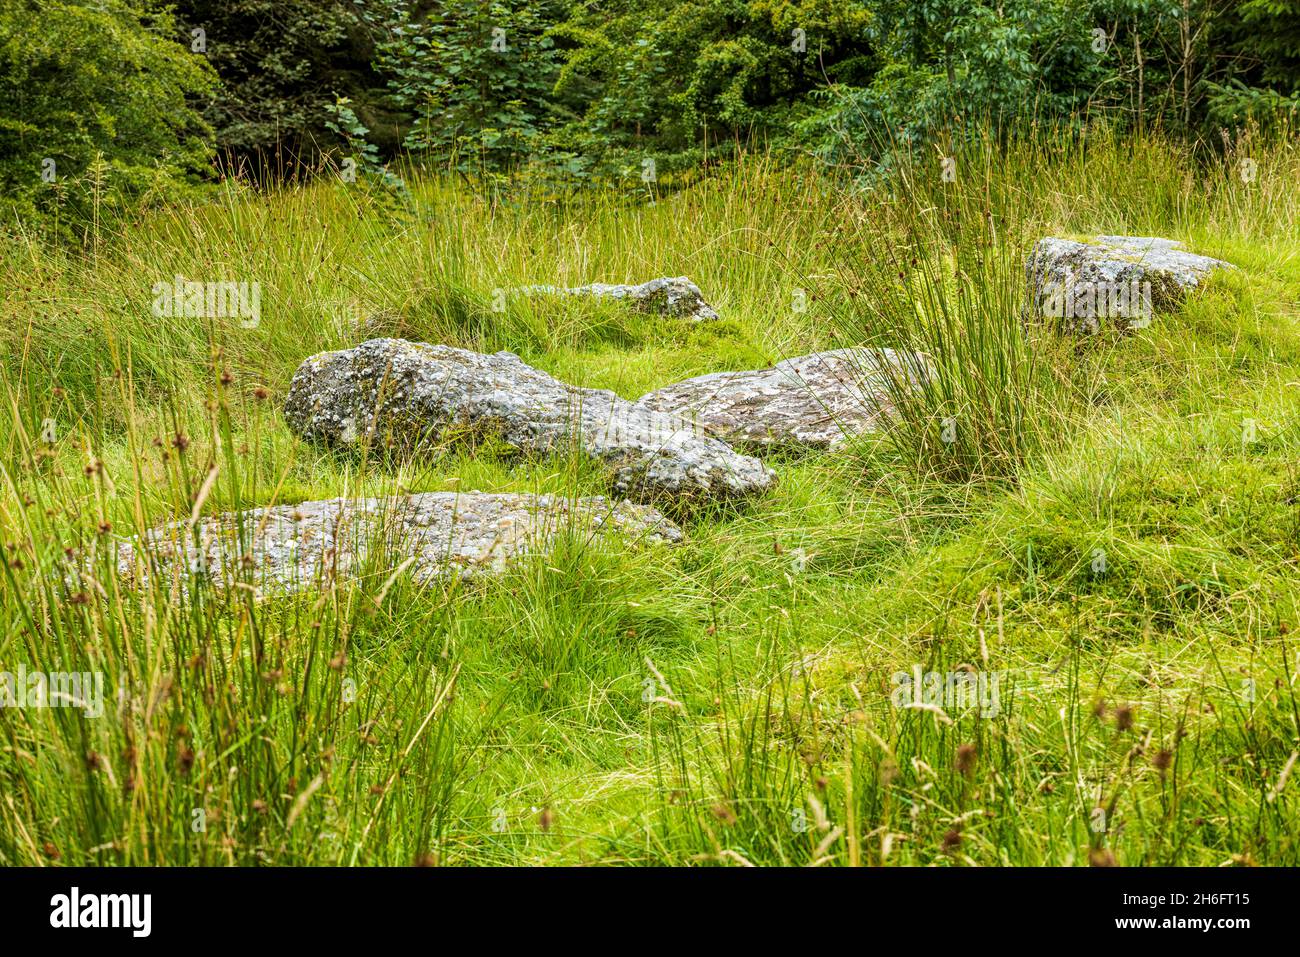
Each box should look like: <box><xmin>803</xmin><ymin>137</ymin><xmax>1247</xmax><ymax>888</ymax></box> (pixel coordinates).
<box><xmin>803</xmin><ymin>125</ymin><xmax>1109</xmax><ymax>486</ymax></box>
<box><xmin>0</xmin><ymin>359</ymin><xmax>484</xmax><ymax>865</ymax></box>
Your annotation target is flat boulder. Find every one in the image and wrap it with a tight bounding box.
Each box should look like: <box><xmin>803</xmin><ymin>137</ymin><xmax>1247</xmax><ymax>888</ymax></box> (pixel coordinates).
<box><xmin>1027</xmin><ymin>235</ymin><xmax>1234</xmax><ymax>332</ymax></box>
<box><xmin>283</xmin><ymin>338</ymin><xmax>775</xmax><ymax>504</ymax></box>
<box><xmin>520</xmin><ymin>276</ymin><xmax>719</xmax><ymax>321</ymax></box>
<box><xmin>633</xmin><ymin>348</ymin><xmax>932</xmax><ymax>450</ymax></box>
<box><xmin>116</xmin><ymin>492</ymin><xmax>681</xmax><ymax>594</ymax></box>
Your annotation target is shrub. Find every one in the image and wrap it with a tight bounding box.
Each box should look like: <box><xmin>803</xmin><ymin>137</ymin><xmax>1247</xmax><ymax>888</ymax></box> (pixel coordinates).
<box><xmin>0</xmin><ymin>0</ymin><xmax>217</xmax><ymax>236</ymax></box>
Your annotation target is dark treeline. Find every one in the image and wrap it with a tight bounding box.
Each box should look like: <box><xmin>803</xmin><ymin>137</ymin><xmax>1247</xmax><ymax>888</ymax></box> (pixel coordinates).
<box><xmin>3</xmin><ymin>0</ymin><xmax>1297</xmax><ymax>228</ymax></box>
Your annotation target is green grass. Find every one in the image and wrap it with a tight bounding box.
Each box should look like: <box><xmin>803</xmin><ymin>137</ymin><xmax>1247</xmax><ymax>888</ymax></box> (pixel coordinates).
<box><xmin>1</xmin><ymin>129</ymin><xmax>1298</xmax><ymax>866</ymax></box>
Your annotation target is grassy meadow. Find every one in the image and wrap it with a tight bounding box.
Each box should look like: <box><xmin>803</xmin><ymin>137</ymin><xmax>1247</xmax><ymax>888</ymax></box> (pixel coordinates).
<box><xmin>1</xmin><ymin>128</ymin><xmax>1299</xmax><ymax>866</ymax></box>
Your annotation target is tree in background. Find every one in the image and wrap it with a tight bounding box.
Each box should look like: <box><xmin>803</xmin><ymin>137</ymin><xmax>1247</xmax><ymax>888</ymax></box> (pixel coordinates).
<box><xmin>170</xmin><ymin>0</ymin><xmax>399</xmax><ymax>175</ymax></box>
<box><xmin>799</xmin><ymin>0</ymin><xmax>1187</xmax><ymax>171</ymax></box>
<box><xmin>368</xmin><ymin>0</ymin><xmax>564</xmax><ymax>180</ymax></box>
<box><xmin>0</xmin><ymin>0</ymin><xmax>215</xmax><ymax>235</ymax></box>
<box><xmin>546</xmin><ymin>0</ymin><xmax>877</xmax><ymax>182</ymax></box>
<box><xmin>1206</xmin><ymin>0</ymin><xmax>1300</xmax><ymax>127</ymax></box>
<box><xmin>2</xmin><ymin>0</ymin><xmax>1296</xmax><ymax>229</ymax></box>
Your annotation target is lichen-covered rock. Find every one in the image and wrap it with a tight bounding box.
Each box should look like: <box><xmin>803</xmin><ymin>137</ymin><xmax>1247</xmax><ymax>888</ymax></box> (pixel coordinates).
<box><xmin>633</xmin><ymin>348</ymin><xmax>933</xmax><ymax>450</ymax></box>
<box><xmin>116</xmin><ymin>492</ymin><xmax>681</xmax><ymax>594</ymax></box>
<box><xmin>1027</xmin><ymin>235</ymin><xmax>1234</xmax><ymax>332</ymax></box>
<box><xmin>520</xmin><ymin>276</ymin><xmax>719</xmax><ymax>321</ymax></box>
<box><xmin>283</xmin><ymin>338</ymin><xmax>775</xmax><ymax>503</ymax></box>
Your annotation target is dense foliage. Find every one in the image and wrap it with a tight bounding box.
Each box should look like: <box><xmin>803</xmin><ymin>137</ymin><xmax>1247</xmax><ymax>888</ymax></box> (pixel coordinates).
<box><xmin>1</xmin><ymin>0</ymin><xmax>1296</xmax><ymax>227</ymax></box>
<box><xmin>370</xmin><ymin>0</ymin><xmax>565</xmax><ymax>176</ymax></box>
<box><xmin>0</xmin><ymin>0</ymin><xmax>215</xmax><ymax>229</ymax></box>
<box><xmin>170</xmin><ymin>0</ymin><xmax>397</xmax><ymax>170</ymax></box>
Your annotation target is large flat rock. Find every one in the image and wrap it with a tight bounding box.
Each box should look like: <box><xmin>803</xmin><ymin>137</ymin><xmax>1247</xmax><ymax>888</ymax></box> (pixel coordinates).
<box><xmin>283</xmin><ymin>338</ymin><xmax>775</xmax><ymax>504</ymax></box>
<box><xmin>116</xmin><ymin>492</ymin><xmax>681</xmax><ymax>593</ymax></box>
<box><xmin>633</xmin><ymin>348</ymin><xmax>932</xmax><ymax>449</ymax></box>
<box><xmin>519</xmin><ymin>276</ymin><xmax>719</xmax><ymax>321</ymax></box>
<box><xmin>1027</xmin><ymin>235</ymin><xmax>1234</xmax><ymax>331</ymax></box>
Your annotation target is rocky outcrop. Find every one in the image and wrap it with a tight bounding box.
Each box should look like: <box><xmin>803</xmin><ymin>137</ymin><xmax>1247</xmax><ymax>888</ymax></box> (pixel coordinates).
<box><xmin>1027</xmin><ymin>235</ymin><xmax>1234</xmax><ymax>332</ymax></box>
<box><xmin>633</xmin><ymin>348</ymin><xmax>932</xmax><ymax>449</ymax></box>
<box><xmin>116</xmin><ymin>492</ymin><xmax>681</xmax><ymax>594</ymax></box>
<box><xmin>520</xmin><ymin>276</ymin><xmax>719</xmax><ymax>321</ymax></box>
<box><xmin>283</xmin><ymin>339</ymin><xmax>775</xmax><ymax>504</ymax></box>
